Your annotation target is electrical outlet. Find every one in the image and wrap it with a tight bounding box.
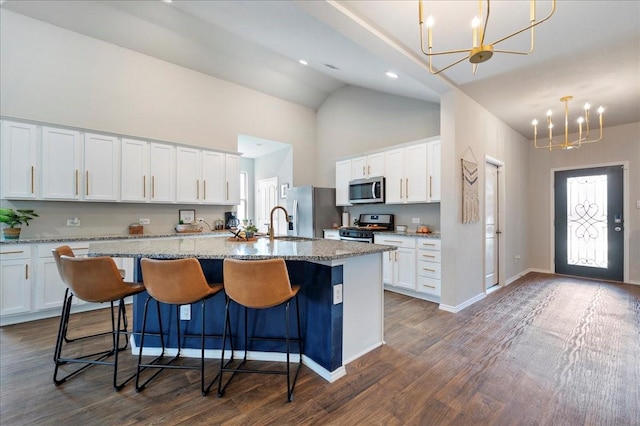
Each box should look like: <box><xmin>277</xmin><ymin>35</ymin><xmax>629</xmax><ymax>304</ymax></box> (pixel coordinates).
<box><xmin>333</xmin><ymin>284</ymin><xmax>343</xmax><ymax>305</ymax></box>
<box><xmin>66</xmin><ymin>218</ymin><xmax>80</xmax><ymax>227</ymax></box>
<box><xmin>139</xmin><ymin>218</ymin><xmax>150</xmax><ymax>225</ymax></box>
<box><xmin>180</xmin><ymin>305</ymin><xmax>191</xmax><ymax>320</ymax></box>
<box><xmin>412</xmin><ymin>218</ymin><xmax>420</xmax><ymax>224</ymax></box>
<box><xmin>515</xmin><ymin>254</ymin><xmax>521</xmax><ymax>263</ymax></box>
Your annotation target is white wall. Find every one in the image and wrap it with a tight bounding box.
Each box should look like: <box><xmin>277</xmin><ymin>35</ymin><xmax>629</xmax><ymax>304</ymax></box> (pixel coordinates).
<box><xmin>527</xmin><ymin>122</ymin><xmax>640</xmax><ymax>283</ymax></box>
<box><xmin>316</xmin><ymin>86</ymin><xmax>440</xmax><ymax>188</ymax></box>
<box><xmin>440</xmin><ymin>89</ymin><xmax>530</xmax><ymax>310</ymax></box>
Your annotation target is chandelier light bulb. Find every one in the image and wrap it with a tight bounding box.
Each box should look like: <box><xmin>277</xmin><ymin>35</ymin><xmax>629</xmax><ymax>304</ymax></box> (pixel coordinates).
<box><xmin>547</xmin><ymin>110</ymin><xmax>552</xmax><ymax>117</ymax></box>
<box><xmin>548</xmin><ymin>123</ymin><xmax>553</xmax><ymax>129</ymax></box>
<box><xmin>426</xmin><ymin>15</ymin><xmax>435</xmax><ymax>27</ymax></box>
<box><xmin>532</xmin><ymin>119</ymin><xmax>538</xmax><ymax>126</ymax></box>
<box><xmin>577</xmin><ymin>117</ymin><xmax>584</xmax><ymax>124</ymax></box>
<box><xmin>584</xmin><ymin>102</ymin><xmax>590</xmax><ymax>110</ymax></box>
<box><xmin>471</xmin><ymin>16</ymin><xmax>481</xmax><ymax>28</ymax></box>
<box><xmin>597</xmin><ymin>106</ymin><xmax>604</xmax><ymax>114</ymax></box>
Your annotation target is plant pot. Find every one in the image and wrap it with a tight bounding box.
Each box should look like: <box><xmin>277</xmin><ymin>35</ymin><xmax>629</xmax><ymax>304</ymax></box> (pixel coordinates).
<box><xmin>2</xmin><ymin>228</ymin><xmax>21</xmax><ymax>240</ymax></box>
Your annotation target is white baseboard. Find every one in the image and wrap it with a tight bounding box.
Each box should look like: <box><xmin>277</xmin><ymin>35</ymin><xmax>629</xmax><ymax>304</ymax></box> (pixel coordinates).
<box><xmin>439</xmin><ymin>292</ymin><xmax>486</xmax><ymax>313</ymax></box>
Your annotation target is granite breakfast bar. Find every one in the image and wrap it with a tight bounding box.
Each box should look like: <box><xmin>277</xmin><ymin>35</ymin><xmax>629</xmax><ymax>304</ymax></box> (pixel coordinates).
<box><xmin>89</xmin><ymin>235</ymin><xmax>395</xmax><ymax>382</ymax></box>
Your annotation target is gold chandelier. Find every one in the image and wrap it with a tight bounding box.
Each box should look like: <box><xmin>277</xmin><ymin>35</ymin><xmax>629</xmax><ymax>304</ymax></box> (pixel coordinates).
<box><xmin>418</xmin><ymin>0</ymin><xmax>556</xmax><ymax>75</ymax></box>
<box><xmin>532</xmin><ymin>96</ymin><xmax>605</xmax><ymax>150</ymax></box>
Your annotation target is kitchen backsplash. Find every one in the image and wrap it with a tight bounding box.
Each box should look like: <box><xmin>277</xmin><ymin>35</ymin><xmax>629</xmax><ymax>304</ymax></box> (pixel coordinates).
<box><xmin>345</xmin><ymin>203</ymin><xmax>440</xmax><ymax>232</ymax></box>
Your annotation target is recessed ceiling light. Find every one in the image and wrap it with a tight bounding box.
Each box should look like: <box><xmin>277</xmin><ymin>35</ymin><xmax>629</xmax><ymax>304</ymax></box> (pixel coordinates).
<box><xmin>385</xmin><ymin>71</ymin><xmax>399</xmax><ymax>79</ymax></box>
<box><xmin>298</xmin><ymin>59</ymin><xmax>308</xmax><ymax>66</ymax></box>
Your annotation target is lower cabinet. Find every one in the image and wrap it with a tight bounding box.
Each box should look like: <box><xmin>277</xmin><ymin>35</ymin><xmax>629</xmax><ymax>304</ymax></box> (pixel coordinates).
<box><xmin>1</xmin><ymin>240</ymin><xmax>134</xmax><ymax>325</ymax></box>
<box><xmin>374</xmin><ymin>235</ymin><xmax>416</xmax><ymax>290</ymax></box>
<box><xmin>375</xmin><ymin>235</ymin><xmax>442</xmax><ymax>301</ymax></box>
<box><xmin>0</xmin><ymin>245</ymin><xmax>31</xmax><ymax>316</ymax></box>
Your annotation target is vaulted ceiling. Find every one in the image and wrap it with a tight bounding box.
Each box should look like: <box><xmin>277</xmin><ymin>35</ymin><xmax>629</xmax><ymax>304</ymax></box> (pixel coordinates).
<box><xmin>3</xmin><ymin>0</ymin><xmax>639</xmax><ymax>140</ymax></box>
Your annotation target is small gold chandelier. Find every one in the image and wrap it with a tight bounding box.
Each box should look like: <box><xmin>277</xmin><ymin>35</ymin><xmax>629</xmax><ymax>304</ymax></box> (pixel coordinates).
<box><xmin>532</xmin><ymin>96</ymin><xmax>605</xmax><ymax>150</ymax></box>
<box><xmin>418</xmin><ymin>0</ymin><xmax>556</xmax><ymax>75</ymax></box>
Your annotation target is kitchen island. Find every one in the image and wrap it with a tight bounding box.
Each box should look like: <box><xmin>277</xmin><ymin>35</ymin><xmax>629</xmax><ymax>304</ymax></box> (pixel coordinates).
<box><xmin>89</xmin><ymin>235</ymin><xmax>395</xmax><ymax>382</ymax></box>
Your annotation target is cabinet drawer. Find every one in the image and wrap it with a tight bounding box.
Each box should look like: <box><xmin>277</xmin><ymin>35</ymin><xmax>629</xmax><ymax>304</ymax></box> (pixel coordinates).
<box><xmin>374</xmin><ymin>235</ymin><xmax>415</xmax><ymax>249</ymax></box>
<box><xmin>0</xmin><ymin>245</ymin><xmax>31</xmax><ymax>260</ymax></box>
<box><xmin>37</xmin><ymin>242</ymin><xmax>90</xmax><ymax>258</ymax></box>
<box><xmin>417</xmin><ymin>249</ymin><xmax>441</xmax><ymax>263</ymax></box>
<box><xmin>417</xmin><ymin>239</ymin><xmax>440</xmax><ymax>250</ymax></box>
<box><xmin>417</xmin><ymin>276</ymin><xmax>441</xmax><ymax>296</ymax></box>
<box><xmin>417</xmin><ymin>260</ymin><xmax>441</xmax><ymax>279</ymax></box>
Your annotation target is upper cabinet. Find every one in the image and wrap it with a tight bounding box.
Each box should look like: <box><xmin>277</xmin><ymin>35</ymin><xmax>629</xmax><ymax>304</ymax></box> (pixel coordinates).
<box><xmin>427</xmin><ymin>140</ymin><xmax>441</xmax><ymax>202</ymax></box>
<box><xmin>224</xmin><ymin>154</ymin><xmax>240</xmax><ymax>205</ymax></box>
<box><xmin>41</xmin><ymin>127</ymin><xmax>83</xmax><ymax>200</ymax></box>
<box><xmin>149</xmin><ymin>142</ymin><xmax>175</xmax><ymax>203</ymax></box>
<box><xmin>83</xmin><ymin>133</ymin><xmax>120</xmax><ymax>201</ymax></box>
<box><xmin>335</xmin><ymin>159</ymin><xmax>352</xmax><ymax>206</ymax></box>
<box><xmin>1</xmin><ymin>120</ymin><xmax>38</xmax><ymax>199</ymax></box>
<box><xmin>351</xmin><ymin>152</ymin><xmax>385</xmax><ymax>180</ymax></box>
<box><xmin>121</xmin><ymin>138</ymin><xmax>149</xmax><ymax>202</ymax></box>
<box><xmin>385</xmin><ymin>143</ymin><xmax>428</xmax><ymax>204</ymax></box>
<box><xmin>0</xmin><ymin>118</ymin><xmax>246</xmax><ymax>207</ymax></box>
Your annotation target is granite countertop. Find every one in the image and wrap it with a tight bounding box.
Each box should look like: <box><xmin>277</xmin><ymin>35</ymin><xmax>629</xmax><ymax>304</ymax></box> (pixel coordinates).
<box><xmin>0</xmin><ymin>230</ymin><xmax>232</xmax><ymax>245</ymax></box>
<box><xmin>89</xmin><ymin>235</ymin><xmax>395</xmax><ymax>261</ymax></box>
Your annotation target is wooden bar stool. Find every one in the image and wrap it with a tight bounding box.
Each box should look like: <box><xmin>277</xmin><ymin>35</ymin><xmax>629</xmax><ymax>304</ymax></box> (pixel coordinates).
<box><xmin>136</xmin><ymin>258</ymin><xmax>227</xmax><ymax>396</ymax></box>
<box><xmin>218</xmin><ymin>258</ymin><xmax>303</xmax><ymax>402</ymax></box>
<box><xmin>52</xmin><ymin>247</ymin><xmax>145</xmax><ymax>391</ymax></box>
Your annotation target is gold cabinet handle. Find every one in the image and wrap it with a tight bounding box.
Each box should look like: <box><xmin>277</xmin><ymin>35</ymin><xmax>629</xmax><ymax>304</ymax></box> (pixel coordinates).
<box><xmin>422</xmin><ymin>283</ymin><xmax>436</xmax><ymax>289</ymax></box>
<box><xmin>86</xmin><ymin>170</ymin><xmax>89</xmax><ymax>196</ymax></box>
<box><xmin>197</xmin><ymin>179</ymin><xmax>200</xmax><ymax>199</ymax></box>
<box><xmin>363</xmin><ymin>166</ymin><xmax>366</xmax><ymax>176</ymax></box>
<box><xmin>226</xmin><ymin>181</ymin><xmax>229</xmax><ymax>201</ymax></box>
<box><xmin>0</xmin><ymin>250</ymin><xmax>25</xmax><ymax>255</ymax></box>
<box><xmin>430</xmin><ymin>175</ymin><xmax>434</xmax><ymax>198</ymax></box>
<box><xmin>422</xmin><ymin>254</ymin><xmax>435</xmax><ymax>258</ymax></box>
<box><xmin>384</xmin><ymin>240</ymin><xmax>403</xmax><ymax>244</ymax></box>
<box><xmin>203</xmin><ymin>180</ymin><xmax>207</xmax><ymax>200</ymax></box>
<box><xmin>143</xmin><ymin>175</ymin><xmax>146</xmax><ymax>198</ymax></box>
<box><xmin>75</xmin><ymin>169</ymin><xmax>79</xmax><ymax>195</ymax></box>
<box><xmin>31</xmin><ymin>166</ymin><xmax>35</xmax><ymax>194</ymax></box>
<box><xmin>152</xmin><ymin>176</ymin><xmax>155</xmax><ymax>198</ymax></box>
<box><xmin>421</xmin><ymin>243</ymin><xmax>436</xmax><ymax>247</ymax></box>
<box><xmin>25</xmin><ymin>264</ymin><xmax>29</xmax><ymax>279</ymax></box>
<box><xmin>399</xmin><ymin>179</ymin><xmax>403</xmax><ymax>199</ymax></box>
<box><xmin>423</xmin><ymin>267</ymin><xmax>436</xmax><ymax>272</ymax></box>
<box><xmin>405</xmin><ymin>178</ymin><xmax>409</xmax><ymax>198</ymax></box>
<box><xmin>367</xmin><ymin>165</ymin><xmax>370</xmax><ymax>175</ymax></box>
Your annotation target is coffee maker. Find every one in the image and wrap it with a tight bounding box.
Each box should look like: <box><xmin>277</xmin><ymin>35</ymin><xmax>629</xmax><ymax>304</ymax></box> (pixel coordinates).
<box><xmin>224</xmin><ymin>211</ymin><xmax>239</xmax><ymax>229</ymax></box>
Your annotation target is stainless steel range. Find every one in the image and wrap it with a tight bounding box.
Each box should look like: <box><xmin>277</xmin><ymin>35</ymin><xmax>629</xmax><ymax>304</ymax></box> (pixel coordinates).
<box><xmin>338</xmin><ymin>213</ymin><xmax>394</xmax><ymax>243</ymax></box>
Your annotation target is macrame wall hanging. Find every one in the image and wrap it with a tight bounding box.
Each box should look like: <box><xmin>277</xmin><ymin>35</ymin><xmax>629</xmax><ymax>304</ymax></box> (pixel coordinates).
<box><xmin>461</xmin><ymin>147</ymin><xmax>479</xmax><ymax>224</ymax></box>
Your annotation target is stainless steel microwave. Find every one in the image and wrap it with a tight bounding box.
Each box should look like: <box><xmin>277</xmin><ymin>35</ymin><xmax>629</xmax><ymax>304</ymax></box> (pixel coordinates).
<box><xmin>349</xmin><ymin>176</ymin><xmax>385</xmax><ymax>204</ymax></box>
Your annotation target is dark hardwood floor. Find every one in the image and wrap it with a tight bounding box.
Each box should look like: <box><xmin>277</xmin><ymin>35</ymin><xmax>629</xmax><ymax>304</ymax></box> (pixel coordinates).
<box><xmin>1</xmin><ymin>272</ymin><xmax>639</xmax><ymax>425</ymax></box>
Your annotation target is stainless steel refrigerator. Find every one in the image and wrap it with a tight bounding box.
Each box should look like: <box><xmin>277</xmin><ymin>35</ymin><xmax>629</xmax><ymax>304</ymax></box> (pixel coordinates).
<box><xmin>286</xmin><ymin>186</ymin><xmax>341</xmax><ymax>238</ymax></box>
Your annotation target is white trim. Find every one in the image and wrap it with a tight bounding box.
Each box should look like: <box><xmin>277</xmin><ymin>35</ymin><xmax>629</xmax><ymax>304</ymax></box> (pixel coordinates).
<box><xmin>343</xmin><ymin>342</ymin><xmax>384</xmax><ymax>365</ymax></box>
<box><xmin>129</xmin><ymin>337</ymin><xmax>346</xmax><ymax>383</ymax></box>
<box><xmin>439</xmin><ymin>292</ymin><xmax>486</xmax><ymax>313</ymax></box>
<box><xmin>549</xmin><ymin>162</ymin><xmax>630</xmax><ymax>282</ymax></box>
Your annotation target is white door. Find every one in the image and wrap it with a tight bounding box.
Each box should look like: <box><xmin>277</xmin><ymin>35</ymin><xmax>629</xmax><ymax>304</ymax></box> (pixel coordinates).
<box><xmin>485</xmin><ymin>162</ymin><xmax>499</xmax><ymax>288</ymax></box>
<box><xmin>256</xmin><ymin>177</ymin><xmax>278</xmax><ymax>234</ymax></box>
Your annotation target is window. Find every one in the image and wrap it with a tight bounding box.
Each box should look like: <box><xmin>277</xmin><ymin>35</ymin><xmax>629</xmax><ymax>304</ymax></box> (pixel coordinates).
<box><xmin>238</xmin><ymin>171</ymin><xmax>248</xmax><ymax>221</ymax></box>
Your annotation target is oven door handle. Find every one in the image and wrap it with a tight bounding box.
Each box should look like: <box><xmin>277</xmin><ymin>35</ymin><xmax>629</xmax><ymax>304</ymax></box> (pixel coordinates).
<box><xmin>339</xmin><ymin>235</ymin><xmax>373</xmax><ymax>243</ymax></box>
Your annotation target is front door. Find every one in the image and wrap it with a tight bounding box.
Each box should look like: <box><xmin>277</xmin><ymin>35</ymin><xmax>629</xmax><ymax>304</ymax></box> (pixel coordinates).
<box><xmin>554</xmin><ymin>165</ymin><xmax>624</xmax><ymax>281</ymax></box>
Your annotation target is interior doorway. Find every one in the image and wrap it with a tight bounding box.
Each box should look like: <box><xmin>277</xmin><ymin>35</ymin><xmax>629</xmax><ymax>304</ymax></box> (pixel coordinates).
<box><xmin>256</xmin><ymin>177</ymin><xmax>278</xmax><ymax>234</ymax></box>
<box><xmin>554</xmin><ymin>165</ymin><xmax>624</xmax><ymax>281</ymax></box>
<box><xmin>485</xmin><ymin>157</ymin><xmax>504</xmax><ymax>293</ymax></box>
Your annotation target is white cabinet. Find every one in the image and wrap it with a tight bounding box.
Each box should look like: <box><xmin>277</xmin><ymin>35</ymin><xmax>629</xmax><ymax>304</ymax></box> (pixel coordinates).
<box><xmin>224</xmin><ymin>154</ymin><xmax>240</xmax><ymax>205</ymax></box>
<box><xmin>149</xmin><ymin>142</ymin><xmax>175</xmax><ymax>203</ymax></box>
<box><xmin>202</xmin><ymin>151</ymin><xmax>225</xmax><ymax>204</ymax></box>
<box><xmin>385</xmin><ymin>143</ymin><xmax>428</xmax><ymax>204</ymax></box>
<box><xmin>0</xmin><ymin>245</ymin><xmax>31</xmax><ymax>316</ymax></box>
<box><xmin>374</xmin><ymin>235</ymin><xmax>416</xmax><ymax>290</ymax></box>
<box><xmin>41</xmin><ymin>127</ymin><xmax>83</xmax><ymax>200</ymax></box>
<box><xmin>176</xmin><ymin>148</ymin><xmax>227</xmax><ymax>205</ymax></box>
<box><xmin>83</xmin><ymin>133</ymin><xmax>120</xmax><ymax>201</ymax></box>
<box><xmin>351</xmin><ymin>152</ymin><xmax>385</xmax><ymax>180</ymax></box>
<box><xmin>1</xmin><ymin>120</ymin><xmax>38</xmax><ymax>199</ymax></box>
<box><xmin>176</xmin><ymin>146</ymin><xmax>202</xmax><ymax>203</ymax></box>
<box><xmin>427</xmin><ymin>140</ymin><xmax>441</xmax><ymax>202</ymax></box>
<box><xmin>335</xmin><ymin>159</ymin><xmax>352</xmax><ymax>206</ymax></box>
<box><xmin>121</xmin><ymin>138</ymin><xmax>149</xmax><ymax>202</ymax></box>
<box><xmin>416</xmin><ymin>239</ymin><xmax>441</xmax><ymax>297</ymax></box>
<box><xmin>323</xmin><ymin>229</ymin><xmax>340</xmax><ymax>240</ymax></box>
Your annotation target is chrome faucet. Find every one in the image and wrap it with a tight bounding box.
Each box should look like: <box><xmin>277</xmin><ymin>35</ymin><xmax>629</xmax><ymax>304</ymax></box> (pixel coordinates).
<box><xmin>269</xmin><ymin>206</ymin><xmax>289</xmax><ymax>241</ymax></box>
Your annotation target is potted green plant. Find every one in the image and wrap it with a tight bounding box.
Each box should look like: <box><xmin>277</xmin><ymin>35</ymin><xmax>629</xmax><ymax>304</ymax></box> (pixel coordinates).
<box><xmin>0</xmin><ymin>208</ymin><xmax>39</xmax><ymax>240</ymax></box>
<box><xmin>244</xmin><ymin>224</ymin><xmax>258</xmax><ymax>238</ymax></box>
